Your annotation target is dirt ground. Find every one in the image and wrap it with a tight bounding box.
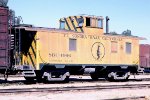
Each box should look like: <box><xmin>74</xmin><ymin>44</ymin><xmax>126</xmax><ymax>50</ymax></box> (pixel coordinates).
<box><xmin>0</xmin><ymin>75</ymin><xmax>150</xmax><ymax>100</ymax></box>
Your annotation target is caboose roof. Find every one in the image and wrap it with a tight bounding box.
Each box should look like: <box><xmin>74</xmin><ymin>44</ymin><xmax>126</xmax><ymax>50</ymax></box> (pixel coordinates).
<box><xmin>12</xmin><ymin>26</ymin><xmax>146</xmax><ymax>40</ymax></box>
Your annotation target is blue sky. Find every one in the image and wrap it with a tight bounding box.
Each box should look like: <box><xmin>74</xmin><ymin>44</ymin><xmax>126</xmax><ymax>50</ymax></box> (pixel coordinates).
<box><xmin>8</xmin><ymin>0</ymin><xmax>150</xmax><ymax>44</ymax></box>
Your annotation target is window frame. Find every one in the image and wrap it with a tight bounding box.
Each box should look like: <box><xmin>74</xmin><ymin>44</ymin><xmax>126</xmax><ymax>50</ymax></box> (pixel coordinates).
<box><xmin>69</xmin><ymin>38</ymin><xmax>77</xmax><ymax>51</ymax></box>
<box><xmin>97</xmin><ymin>19</ymin><xmax>103</xmax><ymax>28</ymax></box>
<box><xmin>60</xmin><ymin>20</ymin><xmax>65</xmax><ymax>29</ymax></box>
<box><xmin>126</xmin><ymin>42</ymin><xmax>132</xmax><ymax>54</ymax></box>
<box><xmin>111</xmin><ymin>41</ymin><xmax>118</xmax><ymax>53</ymax></box>
<box><xmin>90</xmin><ymin>18</ymin><xmax>96</xmax><ymax>27</ymax></box>
<box><xmin>77</xmin><ymin>18</ymin><xmax>84</xmax><ymax>27</ymax></box>
<box><xmin>86</xmin><ymin>17</ymin><xmax>103</xmax><ymax>28</ymax></box>
<box><xmin>86</xmin><ymin>17</ymin><xmax>91</xmax><ymax>27</ymax></box>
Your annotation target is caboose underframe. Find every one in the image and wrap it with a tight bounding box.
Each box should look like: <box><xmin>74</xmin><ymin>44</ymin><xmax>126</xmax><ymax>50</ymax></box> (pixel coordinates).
<box><xmin>21</xmin><ymin>63</ymin><xmax>137</xmax><ymax>81</ymax></box>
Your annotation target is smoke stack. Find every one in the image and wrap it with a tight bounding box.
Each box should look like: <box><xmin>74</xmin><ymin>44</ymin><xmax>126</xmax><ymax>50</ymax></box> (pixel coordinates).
<box><xmin>106</xmin><ymin>16</ymin><xmax>110</xmax><ymax>33</ymax></box>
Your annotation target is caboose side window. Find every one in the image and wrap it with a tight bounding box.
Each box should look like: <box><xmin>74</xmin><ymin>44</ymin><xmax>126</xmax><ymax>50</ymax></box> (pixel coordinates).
<box><xmin>111</xmin><ymin>41</ymin><xmax>118</xmax><ymax>53</ymax></box>
<box><xmin>86</xmin><ymin>17</ymin><xmax>91</xmax><ymax>26</ymax></box>
<box><xmin>60</xmin><ymin>21</ymin><xmax>65</xmax><ymax>29</ymax></box>
<box><xmin>69</xmin><ymin>39</ymin><xmax>76</xmax><ymax>51</ymax></box>
<box><xmin>78</xmin><ymin>18</ymin><xmax>84</xmax><ymax>27</ymax></box>
<box><xmin>126</xmin><ymin>42</ymin><xmax>131</xmax><ymax>54</ymax></box>
<box><xmin>98</xmin><ymin>19</ymin><xmax>103</xmax><ymax>28</ymax></box>
<box><xmin>91</xmin><ymin>18</ymin><xmax>96</xmax><ymax>27</ymax></box>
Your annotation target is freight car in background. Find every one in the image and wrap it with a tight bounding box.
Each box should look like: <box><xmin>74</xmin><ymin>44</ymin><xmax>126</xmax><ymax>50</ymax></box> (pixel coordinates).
<box><xmin>9</xmin><ymin>15</ymin><xmax>143</xmax><ymax>82</ymax></box>
<box><xmin>0</xmin><ymin>0</ymin><xmax>10</xmax><ymax>78</ymax></box>
<box><xmin>0</xmin><ymin>0</ymin><xmax>19</xmax><ymax>79</ymax></box>
<box><xmin>140</xmin><ymin>44</ymin><xmax>150</xmax><ymax>73</ymax></box>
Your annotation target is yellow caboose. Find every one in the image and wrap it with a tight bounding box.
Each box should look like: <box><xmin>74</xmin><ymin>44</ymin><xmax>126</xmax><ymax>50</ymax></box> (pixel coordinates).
<box><xmin>12</xmin><ymin>15</ymin><xmax>141</xmax><ymax>81</ymax></box>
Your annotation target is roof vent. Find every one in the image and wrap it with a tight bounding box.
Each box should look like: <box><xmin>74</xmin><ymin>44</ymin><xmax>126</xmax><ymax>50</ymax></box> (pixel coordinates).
<box><xmin>122</xmin><ymin>29</ymin><xmax>132</xmax><ymax>36</ymax></box>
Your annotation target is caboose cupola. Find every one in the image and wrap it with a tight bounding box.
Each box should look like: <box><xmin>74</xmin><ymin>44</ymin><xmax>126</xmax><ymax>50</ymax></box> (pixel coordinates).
<box><xmin>59</xmin><ymin>15</ymin><xmax>104</xmax><ymax>35</ymax></box>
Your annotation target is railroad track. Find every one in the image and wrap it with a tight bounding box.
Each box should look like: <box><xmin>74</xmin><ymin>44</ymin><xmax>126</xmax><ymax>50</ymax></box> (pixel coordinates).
<box><xmin>104</xmin><ymin>96</ymin><xmax>146</xmax><ymax>100</ymax></box>
<box><xmin>0</xmin><ymin>83</ymin><xmax>150</xmax><ymax>94</ymax></box>
<box><xmin>0</xmin><ymin>76</ymin><xmax>150</xmax><ymax>86</ymax></box>
<box><xmin>0</xmin><ymin>76</ymin><xmax>149</xmax><ymax>100</ymax></box>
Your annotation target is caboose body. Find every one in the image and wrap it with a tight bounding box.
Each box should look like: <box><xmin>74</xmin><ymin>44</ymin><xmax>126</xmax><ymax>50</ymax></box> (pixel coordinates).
<box><xmin>11</xmin><ymin>15</ymin><xmax>141</xmax><ymax>81</ymax></box>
